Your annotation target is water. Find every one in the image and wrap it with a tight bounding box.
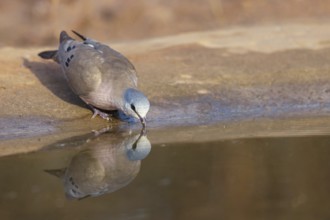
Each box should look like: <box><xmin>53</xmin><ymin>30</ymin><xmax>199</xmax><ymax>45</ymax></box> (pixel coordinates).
<box><xmin>1</xmin><ymin>127</ymin><xmax>330</xmax><ymax>220</ymax></box>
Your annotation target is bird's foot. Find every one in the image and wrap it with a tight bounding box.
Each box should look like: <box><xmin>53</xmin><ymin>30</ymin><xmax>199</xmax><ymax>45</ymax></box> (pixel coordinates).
<box><xmin>90</xmin><ymin>107</ymin><xmax>112</xmax><ymax>121</ymax></box>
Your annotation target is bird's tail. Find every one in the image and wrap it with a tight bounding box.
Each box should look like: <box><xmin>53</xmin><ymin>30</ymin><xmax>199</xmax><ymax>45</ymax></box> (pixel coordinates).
<box><xmin>38</xmin><ymin>50</ymin><xmax>59</xmax><ymax>63</ymax></box>
<box><xmin>59</xmin><ymin>30</ymin><xmax>74</xmax><ymax>43</ymax></box>
<box><xmin>38</xmin><ymin>31</ymin><xmax>75</xmax><ymax>63</ymax></box>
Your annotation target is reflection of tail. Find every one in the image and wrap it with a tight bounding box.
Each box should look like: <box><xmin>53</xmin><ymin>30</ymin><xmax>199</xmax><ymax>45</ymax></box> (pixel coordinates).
<box><xmin>44</xmin><ymin>168</ymin><xmax>66</xmax><ymax>178</ymax></box>
<box><xmin>38</xmin><ymin>50</ymin><xmax>59</xmax><ymax>63</ymax></box>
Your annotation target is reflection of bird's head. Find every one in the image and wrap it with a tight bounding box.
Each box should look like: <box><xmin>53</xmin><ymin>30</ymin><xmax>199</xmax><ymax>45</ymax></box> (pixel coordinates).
<box><xmin>123</xmin><ymin>88</ymin><xmax>150</xmax><ymax>126</ymax></box>
<box><xmin>126</xmin><ymin>135</ymin><xmax>151</xmax><ymax>161</ymax></box>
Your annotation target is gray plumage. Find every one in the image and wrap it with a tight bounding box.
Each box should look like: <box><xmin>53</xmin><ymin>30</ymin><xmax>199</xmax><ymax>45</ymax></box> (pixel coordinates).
<box><xmin>45</xmin><ymin>129</ymin><xmax>151</xmax><ymax>199</ymax></box>
<box><xmin>39</xmin><ymin>31</ymin><xmax>150</xmax><ymax>126</ymax></box>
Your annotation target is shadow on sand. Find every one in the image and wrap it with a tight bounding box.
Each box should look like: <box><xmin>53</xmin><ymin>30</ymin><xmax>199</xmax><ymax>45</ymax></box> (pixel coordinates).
<box><xmin>22</xmin><ymin>58</ymin><xmax>87</xmax><ymax>109</ymax></box>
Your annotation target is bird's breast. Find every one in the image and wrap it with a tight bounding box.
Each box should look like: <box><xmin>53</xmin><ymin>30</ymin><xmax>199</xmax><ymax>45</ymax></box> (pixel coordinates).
<box><xmin>80</xmin><ymin>86</ymin><xmax>121</xmax><ymax>111</ymax></box>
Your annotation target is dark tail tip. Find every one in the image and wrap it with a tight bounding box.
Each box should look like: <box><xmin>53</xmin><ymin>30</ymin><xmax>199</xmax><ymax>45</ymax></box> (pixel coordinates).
<box><xmin>72</xmin><ymin>30</ymin><xmax>87</xmax><ymax>41</ymax></box>
<box><xmin>38</xmin><ymin>50</ymin><xmax>58</xmax><ymax>59</ymax></box>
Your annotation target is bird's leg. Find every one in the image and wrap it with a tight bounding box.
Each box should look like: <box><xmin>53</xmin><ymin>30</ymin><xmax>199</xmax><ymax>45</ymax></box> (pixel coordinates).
<box><xmin>91</xmin><ymin>126</ymin><xmax>112</xmax><ymax>138</ymax></box>
<box><xmin>89</xmin><ymin>105</ymin><xmax>112</xmax><ymax>121</ymax></box>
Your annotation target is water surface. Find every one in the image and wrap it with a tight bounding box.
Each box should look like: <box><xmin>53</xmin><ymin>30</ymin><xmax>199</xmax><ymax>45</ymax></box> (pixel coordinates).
<box><xmin>1</xmin><ymin>128</ymin><xmax>330</xmax><ymax>220</ymax></box>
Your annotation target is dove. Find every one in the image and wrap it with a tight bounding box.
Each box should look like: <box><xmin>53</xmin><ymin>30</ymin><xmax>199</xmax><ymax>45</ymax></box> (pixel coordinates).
<box><xmin>45</xmin><ymin>127</ymin><xmax>151</xmax><ymax>200</ymax></box>
<box><xmin>38</xmin><ymin>31</ymin><xmax>150</xmax><ymax>128</ymax></box>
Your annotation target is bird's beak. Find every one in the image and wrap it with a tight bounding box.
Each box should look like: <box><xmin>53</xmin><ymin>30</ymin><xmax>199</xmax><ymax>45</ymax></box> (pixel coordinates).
<box><xmin>134</xmin><ymin>110</ymin><xmax>147</xmax><ymax>132</ymax></box>
<box><xmin>140</xmin><ymin>117</ymin><xmax>147</xmax><ymax>133</ymax></box>
<box><xmin>133</xmin><ymin>122</ymin><xmax>147</xmax><ymax>149</ymax></box>
<box><xmin>141</xmin><ymin>117</ymin><xmax>146</xmax><ymax>126</ymax></box>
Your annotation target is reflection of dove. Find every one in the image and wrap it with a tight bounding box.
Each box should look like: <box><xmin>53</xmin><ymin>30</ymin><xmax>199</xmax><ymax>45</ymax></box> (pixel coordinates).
<box><xmin>39</xmin><ymin>31</ymin><xmax>150</xmax><ymax>127</ymax></box>
<box><xmin>46</xmin><ymin>129</ymin><xmax>151</xmax><ymax>199</ymax></box>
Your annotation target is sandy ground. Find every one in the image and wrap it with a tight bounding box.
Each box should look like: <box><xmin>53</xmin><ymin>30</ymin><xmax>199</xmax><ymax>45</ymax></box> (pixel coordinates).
<box><xmin>1</xmin><ymin>23</ymin><xmax>330</xmax><ymax>156</ymax></box>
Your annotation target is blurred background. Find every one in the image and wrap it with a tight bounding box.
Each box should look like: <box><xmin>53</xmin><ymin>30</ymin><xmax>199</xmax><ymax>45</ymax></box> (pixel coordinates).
<box><xmin>1</xmin><ymin>0</ymin><xmax>330</xmax><ymax>47</ymax></box>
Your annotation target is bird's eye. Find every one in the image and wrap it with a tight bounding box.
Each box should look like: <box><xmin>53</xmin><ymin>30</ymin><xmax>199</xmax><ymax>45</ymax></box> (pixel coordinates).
<box><xmin>131</xmin><ymin>104</ymin><xmax>136</xmax><ymax>111</ymax></box>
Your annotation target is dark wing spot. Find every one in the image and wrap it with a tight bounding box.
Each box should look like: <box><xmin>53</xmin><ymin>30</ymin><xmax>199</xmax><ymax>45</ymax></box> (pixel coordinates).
<box><xmin>72</xmin><ymin>45</ymin><xmax>76</xmax><ymax>49</ymax></box>
<box><xmin>70</xmin><ymin>54</ymin><xmax>74</xmax><ymax>59</ymax></box>
<box><xmin>65</xmin><ymin>62</ymin><xmax>69</xmax><ymax>67</ymax></box>
<box><xmin>66</xmin><ymin>46</ymin><xmax>71</xmax><ymax>52</ymax></box>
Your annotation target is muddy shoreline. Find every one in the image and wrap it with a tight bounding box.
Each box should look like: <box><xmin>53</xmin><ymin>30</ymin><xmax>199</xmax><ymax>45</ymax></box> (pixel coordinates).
<box><xmin>1</xmin><ymin>23</ymin><xmax>330</xmax><ymax>156</ymax></box>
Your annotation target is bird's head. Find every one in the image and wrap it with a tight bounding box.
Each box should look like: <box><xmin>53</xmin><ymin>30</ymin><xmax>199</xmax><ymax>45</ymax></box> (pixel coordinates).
<box><xmin>123</xmin><ymin>88</ymin><xmax>150</xmax><ymax>127</ymax></box>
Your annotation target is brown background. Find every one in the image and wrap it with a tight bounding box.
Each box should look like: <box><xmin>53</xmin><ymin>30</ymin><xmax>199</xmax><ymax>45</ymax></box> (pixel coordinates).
<box><xmin>1</xmin><ymin>0</ymin><xmax>330</xmax><ymax>47</ymax></box>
